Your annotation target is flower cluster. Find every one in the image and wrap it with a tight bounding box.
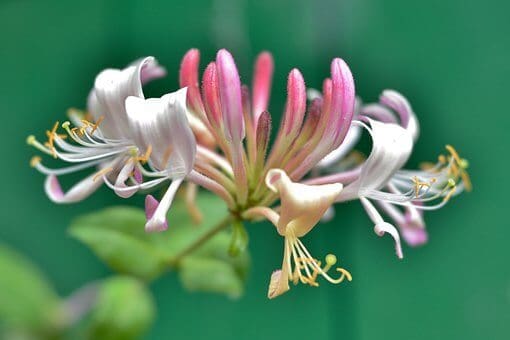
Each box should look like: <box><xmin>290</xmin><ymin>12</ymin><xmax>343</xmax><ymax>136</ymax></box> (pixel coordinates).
<box><xmin>28</xmin><ymin>49</ymin><xmax>470</xmax><ymax>298</ymax></box>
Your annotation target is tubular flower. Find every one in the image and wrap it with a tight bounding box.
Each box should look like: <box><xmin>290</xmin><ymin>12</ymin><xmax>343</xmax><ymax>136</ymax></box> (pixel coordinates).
<box><xmin>28</xmin><ymin>57</ymin><xmax>197</xmax><ymax>231</ymax></box>
<box><xmin>29</xmin><ymin>49</ymin><xmax>470</xmax><ymax>298</ymax></box>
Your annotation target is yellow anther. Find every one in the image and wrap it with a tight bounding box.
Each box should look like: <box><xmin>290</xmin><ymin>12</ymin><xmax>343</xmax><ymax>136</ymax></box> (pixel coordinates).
<box><xmin>447</xmin><ymin>178</ymin><xmax>456</xmax><ymax>187</ymax></box>
<box><xmin>92</xmin><ymin>167</ymin><xmax>114</xmax><ymax>181</ymax></box>
<box><xmin>135</xmin><ymin>145</ymin><xmax>152</xmax><ymax>164</ymax></box>
<box><xmin>44</xmin><ymin>121</ymin><xmax>62</xmax><ymax>158</ymax></box>
<box><xmin>412</xmin><ymin>176</ymin><xmax>431</xmax><ymax>197</ymax></box>
<box><xmin>30</xmin><ymin>156</ymin><xmax>42</xmax><ymax>167</ymax></box>
<box><xmin>445</xmin><ymin>145</ymin><xmax>472</xmax><ymax>192</ymax></box>
<box><xmin>62</xmin><ymin>121</ymin><xmax>70</xmax><ymax>129</ymax></box>
<box><xmin>90</xmin><ymin>115</ymin><xmax>104</xmax><ymax>134</ymax></box>
<box><xmin>26</xmin><ymin>135</ymin><xmax>36</xmax><ymax>145</ymax></box>
<box><xmin>438</xmin><ymin>155</ymin><xmax>447</xmax><ymax>164</ymax></box>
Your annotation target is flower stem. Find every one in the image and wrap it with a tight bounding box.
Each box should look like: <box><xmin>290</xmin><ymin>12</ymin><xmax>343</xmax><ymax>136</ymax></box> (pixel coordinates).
<box><xmin>170</xmin><ymin>215</ymin><xmax>232</xmax><ymax>265</ymax></box>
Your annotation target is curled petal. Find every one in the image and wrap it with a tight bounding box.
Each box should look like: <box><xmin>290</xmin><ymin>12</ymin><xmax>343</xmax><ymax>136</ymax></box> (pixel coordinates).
<box><xmin>360</xmin><ymin>197</ymin><xmax>403</xmax><ymax>258</ymax></box>
<box><xmin>268</xmin><ymin>269</ymin><xmax>290</xmax><ymax>299</ymax></box>
<box><xmin>145</xmin><ymin>195</ymin><xmax>168</xmax><ymax>232</ymax></box>
<box><xmin>265</xmin><ymin>169</ymin><xmax>343</xmax><ymax>237</ymax></box>
<box><xmin>88</xmin><ymin>57</ymin><xmax>162</xmax><ymax>139</ymax></box>
<box><xmin>338</xmin><ymin>119</ymin><xmax>413</xmax><ymax>201</ymax></box>
<box><xmin>380</xmin><ymin>90</ymin><xmax>420</xmax><ymax>141</ymax></box>
<box><xmin>374</xmin><ymin>222</ymin><xmax>404</xmax><ymax>259</ymax></box>
<box><xmin>145</xmin><ymin>179</ymin><xmax>183</xmax><ymax>232</ymax></box>
<box><xmin>44</xmin><ymin>174</ymin><xmax>103</xmax><ymax>204</ymax></box>
<box><xmin>125</xmin><ymin>88</ymin><xmax>196</xmax><ymax>176</ymax></box>
<box><xmin>114</xmin><ymin>161</ymin><xmax>138</xmax><ymax>198</ymax></box>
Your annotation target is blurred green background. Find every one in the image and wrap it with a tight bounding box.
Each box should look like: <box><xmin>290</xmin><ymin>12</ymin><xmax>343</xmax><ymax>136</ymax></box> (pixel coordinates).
<box><xmin>1</xmin><ymin>0</ymin><xmax>509</xmax><ymax>339</ymax></box>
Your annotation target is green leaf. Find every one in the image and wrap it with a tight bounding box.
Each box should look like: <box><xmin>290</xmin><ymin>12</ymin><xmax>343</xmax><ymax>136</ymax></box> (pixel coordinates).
<box><xmin>69</xmin><ymin>207</ymin><xmax>168</xmax><ymax>281</ymax></box>
<box><xmin>0</xmin><ymin>244</ymin><xmax>59</xmax><ymax>331</ymax></box>
<box><xmin>228</xmin><ymin>220</ymin><xmax>249</xmax><ymax>257</ymax></box>
<box><xmin>88</xmin><ymin>276</ymin><xmax>155</xmax><ymax>340</ymax></box>
<box><xmin>69</xmin><ymin>192</ymin><xmax>250</xmax><ymax>297</ymax></box>
<box><xmin>179</xmin><ymin>257</ymin><xmax>243</xmax><ymax>299</ymax></box>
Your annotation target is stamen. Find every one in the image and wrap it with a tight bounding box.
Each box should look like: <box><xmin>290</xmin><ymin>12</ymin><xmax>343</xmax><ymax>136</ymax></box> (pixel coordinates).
<box><xmin>284</xmin><ymin>231</ymin><xmax>352</xmax><ymax>288</ymax></box>
<box><xmin>92</xmin><ymin>167</ymin><xmax>114</xmax><ymax>181</ymax></box>
<box><xmin>30</xmin><ymin>156</ymin><xmax>42</xmax><ymax>167</ymax></box>
<box><xmin>135</xmin><ymin>145</ymin><xmax>152</xmax><ymax>164</ymax></box>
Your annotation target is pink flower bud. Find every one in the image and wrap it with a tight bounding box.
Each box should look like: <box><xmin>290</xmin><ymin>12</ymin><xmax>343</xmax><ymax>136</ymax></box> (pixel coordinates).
<box><xmin>252</xmin><ymin>52</ymin><xmax>274</xmax><ymax>128</ymax></box>
<box><xmin>179</xmin><ymin>49</ymin><xmax>204</xmax><ymax>114</ymax></box>
<box><xmin>216</xmin><ymin>49</ymin><xmax>245</xmax><ymax>143</ymax></box>
<box><xmin>201</xmin><ymin>62</ymin><xmax>222</xmax><ymax>128</ymax></box>
<box><xmin>330</xmin><ymin>58</ymin><xmax>355</xmax><ymax>147</ymax></box>
<box><xmin>282</xmin><ymin>69</ymin><xmax>306</xmax><ymax>136</ymax></box>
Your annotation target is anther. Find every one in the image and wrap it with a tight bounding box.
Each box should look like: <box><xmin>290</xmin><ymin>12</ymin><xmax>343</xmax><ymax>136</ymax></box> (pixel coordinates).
<box><xmin>30</xmin><ymin>156</ymin><xmax>42</xmax><ymax>167</ymax></box>
<box><xmin>26</xmin><ymin>135</ymin><xmax>36</xmax><ymax>145</ymax></box>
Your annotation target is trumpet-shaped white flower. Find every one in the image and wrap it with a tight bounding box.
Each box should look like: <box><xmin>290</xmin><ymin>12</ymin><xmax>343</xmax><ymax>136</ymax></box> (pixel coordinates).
<box><xmin>253</xmin><ymin>169</ymin><xmax>351</xmax><ymax>299</ymax></box>
<box><xmin>28</xmin><ymin>58</ymin><xmax>197</xmax><ymax>231</ymax></box>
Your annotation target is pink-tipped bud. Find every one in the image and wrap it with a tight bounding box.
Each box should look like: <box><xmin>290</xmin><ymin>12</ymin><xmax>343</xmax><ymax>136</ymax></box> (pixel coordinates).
<box><xmin>216</xmin><ymin>49</ymin><xmax>245</xmax><ymax>143</ymax></box>
<box><xmin>202</xmin><ymin>62</ymin><xmax>222</xmax><ymax>128</ymax></box>
<box><xmin>252</xmin><ymin>52</ymin><xmax>274</xmax><ymax>128</ymax></box>
<box><xmin>179</xmin><ymin>49</ymin><xmax>204</xmax><ymax>115</ymax></box>
<box><xmin>179</xmin><ymin>49</ymin><xmax>200</xmax><ymax>88</ymax></box>
<box><xmin>282</xmin><ymin>69</ymin><xmax>306</xmax><ymax>136</ymax></box>
<box><xmin>330</xmin><ymin>58</ymin><xmax>355</xmax><ymax>146</ymax></box>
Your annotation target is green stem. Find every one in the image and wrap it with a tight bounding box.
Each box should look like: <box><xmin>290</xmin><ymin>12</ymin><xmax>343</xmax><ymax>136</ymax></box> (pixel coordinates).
<box><xmin>169</xmin><ymin>215</ymin><xmax>232</xmax><ymax>266</ymax></box>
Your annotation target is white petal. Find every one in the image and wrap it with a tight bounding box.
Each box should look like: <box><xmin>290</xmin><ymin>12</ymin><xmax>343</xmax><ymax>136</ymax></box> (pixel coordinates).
<box><xmin>44</xmin><ymin>174</ymin><xmax>103</xmax><ymax>204</ymax></box>
<box><xmin>316</xmin><ymin>124</ymin><xmax>361</xmax><ymax>168</ymax></box>
<box><xmin>125</xmin><ymin>88</ymin><xmax>196</xmax><ymax>177</ymax></box>
<box><xmin>114</xmin><ymin>161</ymin><xmax>138</xmax><ymax>198</ymax></box>
<box><xmin>87</xmin><ymin>57</ymin><xmax>162</xmax><ymax>139</ymax></box>
<box><xmin>265</xmin><ymin>169</ymin><xmax>343</xmax><ymax>237</ymax></box>
<box><xmin>338</xmin><ymin>119</ymin><xmax>413</xmax><ymax>201</ymax></box>
<box><xmin>360</xmin><ymin>197</ymin><xmax>403</xmax><ymax>258</ymax></box>
<box><xmin>145</xmin><ymin>178</ymin><xmax>184</xmax><ymax>232</ymax></box>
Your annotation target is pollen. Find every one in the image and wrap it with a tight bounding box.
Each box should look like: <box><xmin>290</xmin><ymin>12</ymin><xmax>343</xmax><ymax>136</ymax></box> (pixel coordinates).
<box><xmin>44</xmin><ymin>121</ymin><xmax>66</xmax><ymax>158</ymax></box>
<box><xmin>445</xmin><ymin>145</ymin><xmax>472</xmax><ymax>192</ymax></box>
<box><xmin>135</xmin><ymin>145</ymin><xmax>152</xmax><ymax>164</ymax></box>
<box><xmin>30</xmin><ymin>156</ymin><xmax>42</xmax><ymax>167</ymax></box>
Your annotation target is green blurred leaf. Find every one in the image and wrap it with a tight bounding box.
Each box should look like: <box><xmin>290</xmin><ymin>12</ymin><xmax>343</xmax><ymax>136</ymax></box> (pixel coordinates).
<box><xmin>69</xmin><ymin>192</ymin><xmax>250</xmax><ymax>297</ymax></box>
<box><xmin>179</xmin><ymin>257</ymin><xmax>243</xmax><ymax>298</ymax></box>
<box><xmin>88</xmin><ymin>276</ymin><xmax>154</xmax><ymax>340</ymax></box>
<box><xmin>228</xmin><ymin>220</ymin><xmax>249</xmax><ymax>257</ymax></box>
<box><xmin>0</xmin><ymin>244</ymin><xmax>59</xmax><ymax>331</ymax></box>
<box><xmin>69</xmin><ymin>208</ymin><xmax>167</xmax><ymax>281</ymax></box>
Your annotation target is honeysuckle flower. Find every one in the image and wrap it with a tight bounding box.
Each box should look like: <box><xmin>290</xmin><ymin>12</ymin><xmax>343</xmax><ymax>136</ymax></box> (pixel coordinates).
<box><xmin>312</xmin><ymin>90</ymin><xmax>470</xmax><ymax>254</ymax></box>
<box><xmin>29</xmin><ymin>48</ymin><xmax>470</xmax><ymax>298</ymax></box>
<box><xmin>28</xmin><ymin>58</ymin><xmax>198</xmax><ymax>231</ymax></box>
<box><xmin>254</xmin><ymin>169</ymin><xmax>351</xmax><ymax>298</ymax></box>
